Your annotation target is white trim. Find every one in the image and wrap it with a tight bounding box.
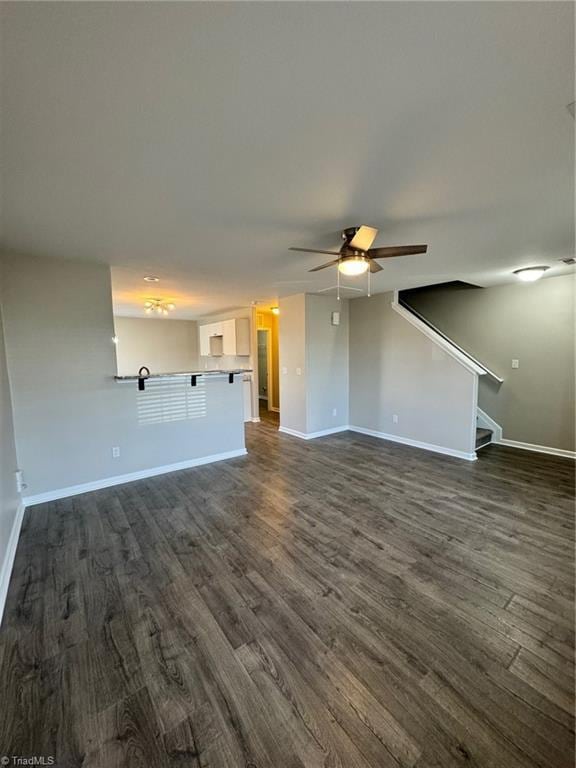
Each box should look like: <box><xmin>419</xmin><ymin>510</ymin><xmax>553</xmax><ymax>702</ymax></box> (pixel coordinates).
<box><xmin>0</xmin><ymin>502</ymin><xmax>25</xmax><ymax>625</ymax></box>
<box><xmin>468</xmin><ymin>371</ymin><xmax>479</xmax><ymax>455</ymax></box>
<box><xmin>391</xmin><ymin>292</ymin><xmax>487</xmax><ymax>377</ymax></box>
<box><xmin>270</xmin><ymin>407</ymin><xmax>280</xmax><ymax>413</ymax></box>
<box><xmin>251</xmin><ymin>417</ymin><xmax>261</xmax><ymax>423</ymax></box>
<box><xmin>22</xmin><ymin>449</ymin><xmax>248</xmax><ymax>507</ymax></box>
<box><xmin>476</xmin><ymin>407</ymin><xmax>503</xmax><ymax>442</ymax></box>
<box><xmin>348</xmin><ymin>425</ymin><xmax>477</xmax><ymax>461</ymax></box>
<box><xmin>495</xmin><ymin>439</ymin><xmax>575</xmax><ymax>459</ymax></box>
<box><xmin>278</xmin><ymin>425</ymin><xmax>349</xmax><ymax>440</ymax></box>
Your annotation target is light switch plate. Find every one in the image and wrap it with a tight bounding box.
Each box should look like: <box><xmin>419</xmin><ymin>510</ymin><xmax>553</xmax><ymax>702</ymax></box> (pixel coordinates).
<box><xmin>331</xmin><ymin>311</ymin><xmax>340</xmax><ymax>326</ymax></box>
<box><xmin>512</xmin><ymin>359</ymin><xmax>519</xmax><ymax>369</ymax></box>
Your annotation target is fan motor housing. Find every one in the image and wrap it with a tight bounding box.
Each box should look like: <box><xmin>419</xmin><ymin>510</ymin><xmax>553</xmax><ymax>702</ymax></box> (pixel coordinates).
<box><xmin>342</xmin><ymin>226</ymin><xmax>360</xmax><ymax>242</ymax></box>
<box><xmin>341</xmin><ymin>227</ymin><xmax>366</xmax><ymax>256</ymax></box>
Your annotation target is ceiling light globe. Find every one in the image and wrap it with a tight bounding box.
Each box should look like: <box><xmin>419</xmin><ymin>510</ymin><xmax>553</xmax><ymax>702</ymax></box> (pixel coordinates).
<box><xmin>514</xmin><ymin>266</ymin><xmax>549</xmax><ymax>282</ymax></box>
<box><xmin>338</xmin><ymin>257</ymin><xmax>369</xmax><ymax>276</ymax></box>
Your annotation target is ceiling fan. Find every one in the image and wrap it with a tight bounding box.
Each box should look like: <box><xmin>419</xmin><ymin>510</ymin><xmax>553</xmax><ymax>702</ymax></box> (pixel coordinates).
<box><xmin>290</xmin><ymin>226</ymin><xmax>427</xmax><ymax>276</ymax></box>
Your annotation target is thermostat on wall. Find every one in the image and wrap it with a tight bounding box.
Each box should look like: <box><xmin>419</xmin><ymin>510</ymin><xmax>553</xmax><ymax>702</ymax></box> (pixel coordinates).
<box><xmin>331</xmin><ymin>311</ymin><xmax>340</xmax><ymax>326</ymax></box>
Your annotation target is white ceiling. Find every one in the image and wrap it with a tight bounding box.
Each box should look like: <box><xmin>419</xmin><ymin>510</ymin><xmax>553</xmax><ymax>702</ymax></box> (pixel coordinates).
<box><xmin>1</xmin><ymin>2</ymin><xmax>574</xmax><ymax>319</ymax></box>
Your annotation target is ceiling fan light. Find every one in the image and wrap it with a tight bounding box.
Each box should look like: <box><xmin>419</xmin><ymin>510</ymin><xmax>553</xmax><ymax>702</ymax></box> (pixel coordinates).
<box><xmin>514</xmin><ymin>266</ymin><xmax>549</xmax><ymax>282</ymax></box>
<box><xmin>338</xmin><ymin>257</ymin><xmax>369</xmax><ymax>276</ymax></box>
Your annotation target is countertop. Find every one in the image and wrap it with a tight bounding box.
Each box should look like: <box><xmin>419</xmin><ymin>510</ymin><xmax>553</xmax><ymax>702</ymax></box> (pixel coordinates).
<box><xmin>115</xmin><ymin>369</ymin><xmax>252</xmax><ymax>381</ymax></box>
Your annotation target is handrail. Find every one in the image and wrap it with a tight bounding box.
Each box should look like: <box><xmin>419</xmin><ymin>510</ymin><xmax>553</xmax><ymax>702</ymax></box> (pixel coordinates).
<box><xmin>393</xmin><ymin>291</ymin><xmax>503</xmax><ymax>383</ymax></box>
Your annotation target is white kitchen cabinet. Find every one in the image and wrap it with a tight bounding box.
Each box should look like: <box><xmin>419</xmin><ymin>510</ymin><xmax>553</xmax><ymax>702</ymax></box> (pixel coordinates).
<box><xmin>199</xmin><ymin>325</ymin><xmax>211</xmax><ymax>357</ymax></box>
<box><xmin>199</xmin><ymin>318</ymin><xmax>250</xmax><ymax>357</ymax></box>
<box><xmin>228</xmin><ymin>318</ymin><xmax>250</xmax><ymax>356</ymax></box>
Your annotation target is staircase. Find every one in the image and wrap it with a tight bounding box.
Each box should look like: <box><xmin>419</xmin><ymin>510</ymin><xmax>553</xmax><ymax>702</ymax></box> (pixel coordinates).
<box><xmin>391</xmin><ymin>289</ymin><xmax>503</xmax><ymax>459</ymax></box>
<box><xmin>475</xmin><ymin>427</ymin><xmax>493</xmax><ymax>450</ymax></box>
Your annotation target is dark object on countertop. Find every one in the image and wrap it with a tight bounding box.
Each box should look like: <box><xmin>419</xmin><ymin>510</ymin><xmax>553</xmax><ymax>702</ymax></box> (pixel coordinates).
<box><xmin>138</xmin><ymin>366</ymin><xmax>150</xmax><ymax>390</ymax></box>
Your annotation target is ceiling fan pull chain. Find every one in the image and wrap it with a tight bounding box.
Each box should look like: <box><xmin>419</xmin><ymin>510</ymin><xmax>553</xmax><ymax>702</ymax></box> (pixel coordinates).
<box><xmin>337</xmin><ymin>267</ymin><xmax>341</xmax><ymax>301</ymax></box>
<box><xmin>367</xmin><ymin>266</ymin><xmax>371</xmax><ymax>297</ymax></box>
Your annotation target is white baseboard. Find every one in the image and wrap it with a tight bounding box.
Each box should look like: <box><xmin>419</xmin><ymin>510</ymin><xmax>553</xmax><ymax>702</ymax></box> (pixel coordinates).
<box><xmin>270</xmin><ymin>407</ymin><xmax>280</xmax><ymax>413</ymax></box>
<box><xmin>496</xmin><ymin>439</ymin><xmax>575</xmax><ymax>459</ymax></box>
<box><xmin>22</xmin><ymin>448</ymin><xmax>248</xmax><ymax>507</ymax></box>
<box><xmin>348</xmin><ymin>425</ymin><xmax>478</xmax><ymax>461</ymax></box>
<box><xmin>0</xmin><ymin>502</ymin><xmax>25</xmax><ymax>625</ymax></box>
<box><xmin>278</xmin><ymin>425</ymin><xmax>350</xmax><ymax>440</ymax></box>
<box><xmin>250</xmin><ymin>417</ymin><xmax>261</xmax><ymax>423</ymax></box>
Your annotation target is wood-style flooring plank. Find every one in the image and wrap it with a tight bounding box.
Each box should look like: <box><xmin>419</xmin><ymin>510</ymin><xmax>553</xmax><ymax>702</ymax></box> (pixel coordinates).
<box><xmin>0</xmin><ymin>416</ymin><xmax>573</xmax><ymax>767</ymax></box>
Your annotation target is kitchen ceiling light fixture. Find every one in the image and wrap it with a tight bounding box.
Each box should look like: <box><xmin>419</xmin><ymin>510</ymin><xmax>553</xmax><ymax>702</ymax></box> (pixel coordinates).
<box><xmin>271</xmin><ymin>306</ymin><xmax>280</xmax><ymax>315</ymax></box>
<box><xmin>144</xmin><ymin>298</ymin><xmax>176</xmax><ymax>315</ymax></box>
<box><xmin>143</xmin><ymin>275</ymin><xmax>160</xmax><ymax>282</ymax></box>
<box><xmin>513</xmin><ymin>266</ymin><xmax>550</xmax><ymax>282</ymax></box>
<box><xmin>338</xmin><ymin>256</ymin><xmax>370</xmax><ymax>276</ymax></box>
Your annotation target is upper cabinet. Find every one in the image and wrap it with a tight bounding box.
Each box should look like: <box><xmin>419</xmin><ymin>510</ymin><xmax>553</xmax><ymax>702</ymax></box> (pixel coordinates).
<box><xmin>199</xmin><ymin>318</ymin><xmax>250</xmax><ymax>357</ymax></box>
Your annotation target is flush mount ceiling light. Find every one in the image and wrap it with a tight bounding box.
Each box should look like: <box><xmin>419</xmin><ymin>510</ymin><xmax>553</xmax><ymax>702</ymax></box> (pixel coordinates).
<box><xmin>338</xmin><ymin>256</ymin><xmax>370</xmax><ymax>276</ymax></box>
<box><xmin>144</xmin><ymin>298</ymin><xmax>176</xmax><ymax>315</ymax></box>
<box><xmin>144</xmin><ymin>275</ymin><xmax>160</xmax><ymax>282</ymax></box>
<box><xmin>271</xmin><ymin>306</ymin><xmax>280</xmax><ymax>315</ymax></box>
<box><xmin>513</xmin><ymin>266</ymin><xmax>550</xmax><ymax>282</ymax></box>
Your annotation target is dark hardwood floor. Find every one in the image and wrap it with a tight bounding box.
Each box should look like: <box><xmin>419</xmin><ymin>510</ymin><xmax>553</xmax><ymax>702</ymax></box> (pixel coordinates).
<box><xmin>1</xmin><ymin>420</ymin><xmax>574</xmax><ymax>767</ymax></box>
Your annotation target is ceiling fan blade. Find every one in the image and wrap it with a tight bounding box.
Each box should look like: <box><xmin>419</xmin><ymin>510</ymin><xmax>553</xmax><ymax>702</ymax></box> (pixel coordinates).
<box><xmin>369</xmin><ymin>259</ymin><xmax>383</xmax><ymax>273</ymax></box>
<box><xmin>349</xmin><ymin>225</ymin><xmax>378</xmax><ymax>252</ymax></box>
<box><xmin>289</xmin><ymin>247</ymin><xmax>342</xmax><ymax>256</ymax></box>
<box><xmin>368</xmin><ymin>244</ymin><xmax>428</xmax><ymax>259</ymax></box>
<box><xmin>308</xmin><ymin>259</ymin><xmax>341</xmax><ymax>272</ymax></box>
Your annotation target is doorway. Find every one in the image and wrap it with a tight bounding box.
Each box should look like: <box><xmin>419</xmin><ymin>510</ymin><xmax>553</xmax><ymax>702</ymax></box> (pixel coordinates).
<box><xmin>257</xmin><ymin>329</ymin><xmax>271</xmax><ymax>408</ymax></box>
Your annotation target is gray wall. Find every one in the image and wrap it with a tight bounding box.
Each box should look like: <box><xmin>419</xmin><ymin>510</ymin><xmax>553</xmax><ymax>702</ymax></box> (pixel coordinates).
<box><xmin>279</xmin><ymin>294</ymin><xmax>349</xmax><ymax>436</ymax></box>
<box><xmin>404</xmin><ymin>275</ymin><xmax>575</xmax><ymax>451</ymax></box>
<box><xmin>306</xmin><ymin>294</ymin><xmax>349</xmax><ymax>433</ymax></box>
<box><xmin>349</xmin><ymin>292</ymin><xmax>477</xmax><ymax>455</ymax></box>
<box><xmin>279</xmin><ymin>294</ymin><xmax>307</xmax><ymax>434</ymax></box>
<box><xmin>0</xmin><ymin>254</ymin><xmax>245</xmax><ymax>498</ymax></box>
<box><xmin>0</xmin><ymin>298</ymin><xmax>20</xmax><ymax>590</ymax></box>
<box><xmin>114</xmin><ymin>316</ymin><xmax>199</xmax><ymax>376</ymax></box>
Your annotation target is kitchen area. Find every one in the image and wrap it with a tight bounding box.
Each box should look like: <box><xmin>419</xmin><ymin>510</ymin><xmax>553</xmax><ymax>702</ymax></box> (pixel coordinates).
<box><xmin>113</xmin><ymin>309</ymin><xmax>262</xmax><ymax>424</ymax></box>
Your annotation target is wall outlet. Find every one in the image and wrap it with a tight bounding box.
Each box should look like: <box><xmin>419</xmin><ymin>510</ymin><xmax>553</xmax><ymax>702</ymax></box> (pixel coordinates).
<box><xmin>332</xmin><ymin>408</ymin><xmax>337</xmax><ymax>417</ymax></box>
<box><xmin>511</xmin><ymin>359</ymin><xmax>519</xmax><ymax>369</ymax></box>
<box><xmin>296</xmin><ymin>367</ymin><xmax>302</xmax><ymax>376</ymax></box>
<box><xmin>282</xmin><ymin>366</ymin><xmax>287</xmax><ymax>375</ymax></box>
<box><xmin>392</xmin><ymin>414</ymin><xmax>399</xmax><ymax>424</ymax></box>
<box><xmin>112</xmin><ymin>446</ymin><xmax>120</xmax><ymax>458</ymax></box>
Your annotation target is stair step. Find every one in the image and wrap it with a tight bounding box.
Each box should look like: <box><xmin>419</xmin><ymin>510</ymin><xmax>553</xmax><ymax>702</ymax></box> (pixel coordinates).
<box><xmin>476</xmin><ymin>427</ymin><xmax>493</xmax><ymax>449</ymax></box>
